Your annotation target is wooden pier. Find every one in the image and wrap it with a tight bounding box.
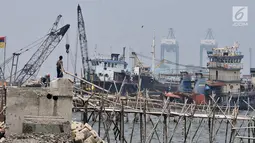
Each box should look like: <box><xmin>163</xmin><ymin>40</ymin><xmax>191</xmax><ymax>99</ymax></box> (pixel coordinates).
<box><xmin>66</xmin><ymin>70</ymin><xmax>255</xmax><ymax>142</ymax></box>
<box><xmin>72</xmin><ymin>92</ymin><xmax>255</xmax><ymax>143</ymax></box>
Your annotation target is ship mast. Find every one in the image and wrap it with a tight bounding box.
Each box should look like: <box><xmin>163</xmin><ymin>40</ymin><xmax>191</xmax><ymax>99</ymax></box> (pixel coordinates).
<box><xmin>151</xmin><ymin>31</ymin><xmax>156</xmax><ymax>74</ymax></box>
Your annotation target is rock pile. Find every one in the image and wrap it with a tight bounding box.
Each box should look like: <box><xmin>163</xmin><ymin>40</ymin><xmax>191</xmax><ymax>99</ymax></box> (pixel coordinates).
<box><xmin>0</xmin><ymin>121</ymin><xmax>105</xmax><ymax>143</ymax></box>
<box><xmin>1</xmin><ymin>133</ymin><xmax>73</xmax><ymax>143</ymax></box>
<box><xmin>71</xmin><ymin>121</ymin><xmax>105</xmax><ymax>143</ymax></box>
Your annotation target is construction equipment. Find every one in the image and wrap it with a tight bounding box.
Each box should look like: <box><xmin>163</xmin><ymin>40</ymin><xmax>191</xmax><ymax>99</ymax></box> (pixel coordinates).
<box><xmin>77</xmin><ymin>5</ymin><xmax>95</xmax><ymax>92</ymax></box>
<box><xmin>134</xmin><ymin>52</ymin><xmax>206</xmax><ymax>69</ymax></box>
<box><xmin>13</xmin><ymin>18</ymin><xmax>70</xmax><ymax>86</ymax></box>
<box><xmin>160</xmin><ymin>28</ymin><xmax>179</xmax><ymax>73</ymax></box>
<box><xmin>155</xmin><ymin>59</ymin><xmax>165</xmax><ymax>69</ymax></box>
<box><xmin>77</xmin><ymin>5</ymin><xmax>91</xmax><ymax>81</ymax></box>
<box><xmin>130</xmin><ymin>52</ymin><xmax>144</xmax><ymax>68</ymax></box>
<box><xmin>200</xmin><ymin>28</ymin><xmax>217</xmax><ymax>67</ymax></box>
<box><xmin>0</xmin><ymin>56</ymin><xmax>13</xmax><ymax>81</ymax></box>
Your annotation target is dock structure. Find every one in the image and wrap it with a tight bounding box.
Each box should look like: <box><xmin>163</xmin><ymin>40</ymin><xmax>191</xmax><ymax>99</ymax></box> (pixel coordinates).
<box><xmin>63</xmin><ymin>69</ymin><xmax>255</xmax><ymax>143</ymax></box>
<box><xmin>73</xmin><ymin>91</ymin><xmax>255</xmax><ymax>143</ymax></box>
<box><xmin>1</xmin><ymin>73</ymin><xmax>255</xmax><ymax>142</ymax></box>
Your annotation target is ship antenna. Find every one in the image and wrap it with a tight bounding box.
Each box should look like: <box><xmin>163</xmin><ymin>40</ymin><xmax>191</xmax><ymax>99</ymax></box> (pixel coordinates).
<box><xmin>151</xmin><ymin>30</ymin><xmax>156</xmax><ymax>74</ymax></box>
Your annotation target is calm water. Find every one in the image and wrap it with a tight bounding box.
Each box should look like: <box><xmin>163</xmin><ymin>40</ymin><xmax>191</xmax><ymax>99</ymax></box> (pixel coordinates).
<box><xmin>72</xmin><ymin>111</ymin><xmax>252</xmax><ymax>143</ymax></box>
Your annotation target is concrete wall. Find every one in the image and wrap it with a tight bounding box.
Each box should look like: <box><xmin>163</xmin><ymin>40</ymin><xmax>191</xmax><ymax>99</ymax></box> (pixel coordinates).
<box><xmin>5</xmin><ymin>78</ymin><xmax>73</xmax><ymax>136</ymax></box>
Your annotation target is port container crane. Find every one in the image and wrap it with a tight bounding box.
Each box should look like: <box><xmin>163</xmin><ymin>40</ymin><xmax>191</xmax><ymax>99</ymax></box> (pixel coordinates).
<box><xmin>77</xmin><ymin>5</ymin><xmax>91</xmax><ymax>81</ymax></box>
<box><xmin>13</xmin><ymin>19</ymin><xmax>70</xmax><ymax>86</ymax></box>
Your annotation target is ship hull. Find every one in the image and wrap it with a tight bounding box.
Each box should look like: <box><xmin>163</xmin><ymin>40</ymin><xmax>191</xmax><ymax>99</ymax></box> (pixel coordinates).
<box><xmin>132</xmin><ymin>75</ymin><xmax>179</xmax><ymax>92</ymax></box>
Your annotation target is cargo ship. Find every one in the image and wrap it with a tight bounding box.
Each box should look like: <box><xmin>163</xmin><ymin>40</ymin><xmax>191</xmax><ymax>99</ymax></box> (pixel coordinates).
<box><xmin>83</xmin><ymin>51</ymin><xmax>180</xmax><ymax>96</ymax></box>
<box><xmin>164</xmin><ymin>43</ymin><xmax>255</xmax><ymax>109</ymax></box>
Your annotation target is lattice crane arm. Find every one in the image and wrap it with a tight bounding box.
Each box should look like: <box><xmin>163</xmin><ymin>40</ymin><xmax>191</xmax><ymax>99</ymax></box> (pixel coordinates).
<box><xmin>49</xmin><ymin>15</ymin><xmax>62</xmax><ymax>33</ymax></box>
<box><xmin>0</xmin><ymin>56</ymin><xmax>15</xmax><ymax>81</ymax></box>
<box><xmin>77</xmin><ymin>5</ymin><xmax>90</xmax><ymax>81</ymax></box>
<box><xmin>14</xmin><ymin>24</ymin><xmax>70</xmax><ymax>86</ymax></box>
<box><xmin>130</xmin><ymin>52</ymin><xmax>144</xmax><ymax>68</ymax></box>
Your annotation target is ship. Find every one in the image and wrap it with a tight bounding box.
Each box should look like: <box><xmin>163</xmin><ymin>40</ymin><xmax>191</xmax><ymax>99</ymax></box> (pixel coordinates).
<box><xmin>87</xmin><ymin>53</ymin><xmax>138</xmax><ymax>95</ymax></box>
<box><xmin>81</xmin><ymin>50</ymin><xmax>180</xmax><ymax>97</ymax></box>
<box><xmin>163</xmin><ymin>43</ymin><xmax>255</xmax><ymax>110</ymax></box>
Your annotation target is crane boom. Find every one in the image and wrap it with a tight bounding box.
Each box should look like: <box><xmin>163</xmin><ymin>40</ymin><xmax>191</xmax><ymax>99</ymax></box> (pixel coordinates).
<box><xmin>50</xmin><ymin>15</ymin><xmax>62</xmax><ymax>33</ymax></box>
<box><xmin>77</xmin><ymin>5</ymin><xmax>90</xmax><ymax>81</ymax></box>
<box><xmin>0</xmin><ymin>56</ymin><xmax>15</xmax><ymax>81</ymax></box>
<box><xmin>14</xmin><ymin>24</ymin><xmax>70</xmax><ymax>86</ymax></box>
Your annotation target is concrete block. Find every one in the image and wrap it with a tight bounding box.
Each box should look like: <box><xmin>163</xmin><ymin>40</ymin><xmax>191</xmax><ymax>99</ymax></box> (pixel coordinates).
<box><xmin>49</xmin><ymin>78</ymin><xmax>73</xmax><ymax>97</ymax></box>
<box><xmin>6</xmin><ymin>78</ymin><xmax>73</xmax><ymax>136</ymax></box>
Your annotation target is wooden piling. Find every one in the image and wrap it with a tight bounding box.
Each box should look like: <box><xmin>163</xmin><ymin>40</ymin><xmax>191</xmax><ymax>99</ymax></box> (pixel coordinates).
<box><xmin>140</xmin><ymin>112</ymin><xmax>143</xmax><ymax>143</ymax></box>
<box><xmin>248</xmin><ymin>122</ymin><xmax>251</xmax><ymax>143</ymax></box>
<box><xmin>163</xmin><ymin>114</ymin><xmax>167</xmax><ymax>143</ymax></box>
<box><xmin>120</xmin><ymin>100</ymin><xmax>124</xmax><ymax>143</ymax></box>
<box><xmin>98</xmin><ymin>101</ymin><xmax>102</xmax><ymax>136</ymax></box>
<box><xmin>83</xmin><ymin>101</ymin><xmax>88</xmax><ymax>123</ymax></box>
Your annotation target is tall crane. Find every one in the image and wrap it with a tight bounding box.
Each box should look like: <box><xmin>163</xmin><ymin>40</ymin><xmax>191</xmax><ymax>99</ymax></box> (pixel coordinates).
<box><xmin>77</xmin><ymin>5</ymin><xmax>90</xmax><ymax>81</ymax></box>
<box><xmin>160</xmin><ymin>28</ymin><xmax>179</xmax><ymax>73</ymax></box>
<box><xmin>32</xmin><ymin>15</ymin><xmax>63</xmax><ymax>78</ymax></box>
<box><xmin>200</xmin><ymin>28</ymin><xmax>217</xmax><ymax>67</ymax></box>
<box><xmin>13</xmin><ymin>22</ymin><xmax>70</xmax><ymax>86</ymax></box>
<box><xmin>0</xmin><ymin>56</ymin><xmax>13</xmax><ymax>81</ymax></box>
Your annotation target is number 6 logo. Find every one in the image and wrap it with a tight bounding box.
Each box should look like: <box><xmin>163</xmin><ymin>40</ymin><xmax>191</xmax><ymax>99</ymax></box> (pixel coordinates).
<box><xmin>233</xmin><ymin>6</ymin><xmax>248</xmax><ymax>22</ymax></box>
<box><xmin>235</xmin><ymin>8</ymin><xmax>245</xmax><ymax>20</ymax></box>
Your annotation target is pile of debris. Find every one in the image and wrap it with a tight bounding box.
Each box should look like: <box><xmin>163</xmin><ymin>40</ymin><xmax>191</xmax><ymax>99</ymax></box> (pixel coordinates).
<box><xmin>1</xmin><ymin>133</ymin><xmax>73</xmax><ymax>143</ymax></box>
<box><xmin>71</xmin><ymin>121</ymin><xmax>105</xmax><ymax>143</ymax></box>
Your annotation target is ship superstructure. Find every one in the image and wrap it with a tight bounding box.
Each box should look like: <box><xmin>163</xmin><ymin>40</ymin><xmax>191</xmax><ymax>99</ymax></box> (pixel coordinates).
<box><xmin>207</xmin><ymin>42</ymin><xmax>243</xmax><ymax>94</ymax></box>
<box><xmin>89</xmin><ymin>52</ymin><xmax>137</xmax><ymax>95</ymax></box>
<box><xmin>91</xmin><ymin>53</ymin><xmax>128</xmax><ymax>82</ymax></box>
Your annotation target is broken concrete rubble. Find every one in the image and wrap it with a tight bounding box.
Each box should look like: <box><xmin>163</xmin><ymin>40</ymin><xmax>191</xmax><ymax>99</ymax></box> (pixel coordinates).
<box><xmin>1</xmin><ymin>132</ymin><xmax>73</xmax><ymax>143</ymax></box>
<box><xmin>71</xmin><ymin>121</ymin><xmax>105</xmax><ymax>143</ymax></box>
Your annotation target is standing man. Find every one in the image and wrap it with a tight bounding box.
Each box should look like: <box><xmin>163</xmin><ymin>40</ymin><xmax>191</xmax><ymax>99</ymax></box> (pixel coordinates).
<box><xmin>56</xmin><ymin>56</ymin><xmax>64</xmax><ymax>78</ymax></box>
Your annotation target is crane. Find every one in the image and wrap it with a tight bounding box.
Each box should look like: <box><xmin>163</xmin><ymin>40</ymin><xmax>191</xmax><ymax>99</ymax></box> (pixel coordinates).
<box><xmin>0</xmin><ymin>56</ymin><xmax>13</xmax><ymax>81</ymax></box>
<box><xmin>134</xmin><ymin>52</ymin><xmax>206</xmax><ymax>69</ymax></box>
<box><xmin>155</xmin><ymin>59</ymin><xmax>165</xmax><ymax>69</ymax></box>
<box><xmin>13</xmin><ymin>22</ymin><xmax>70</xmax><ymax>86</ymax></box>
<box><xmin>77</xmin><ymin>5</ymin><xmax>90</xmax><ymax>81</ymax></box>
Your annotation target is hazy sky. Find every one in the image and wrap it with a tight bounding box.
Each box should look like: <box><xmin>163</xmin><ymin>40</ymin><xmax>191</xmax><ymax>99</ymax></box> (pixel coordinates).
<box><xmin>0</xmin><ymin>0</ymin><xmax>254</xmax><ymax>79</ymax></box>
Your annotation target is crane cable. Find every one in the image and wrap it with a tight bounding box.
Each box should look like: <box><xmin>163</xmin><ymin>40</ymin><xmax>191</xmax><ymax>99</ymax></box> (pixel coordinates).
<box><xmin>60</xmin><ymin>16</ymin><xmax>76</xmax><ymax>75</ymax></box>
<box><xmin>0</xmin><ymin>35</ymin><xmax>47</xmax><ymax>68</ymax></box>
<box><xmin>129</xmin><ymin>47</ymin><xmax>207</xmax><ymax>69</ymax></box>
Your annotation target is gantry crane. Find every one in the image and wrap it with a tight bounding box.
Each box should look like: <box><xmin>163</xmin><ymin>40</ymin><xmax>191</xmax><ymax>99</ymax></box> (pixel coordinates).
<box><xmin>200</xmin><ymin>28</ymin><xmax>217</xmax><ymax>67</ymax></box>
<box><xmin>77</xmin><ymin>5</ymin><xmax>91</xmax><ymax>81</ymax></box>
<box><xmin>160</xmin><ymin>28</ymin><xmax>179</xmax><ymax>73</ymax></box>
<box><xmin>13</xmin><ymin>18</ymin><xmax>70</xmax><ymax>86</ymax></box>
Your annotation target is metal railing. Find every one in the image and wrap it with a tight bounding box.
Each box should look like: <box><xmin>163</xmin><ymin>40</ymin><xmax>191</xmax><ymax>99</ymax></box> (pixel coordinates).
<box><xmin>207</xmin><ymin>62</ymin><xmax>243</xmax><ymax>69</ymax></box>
<box><xmin>209</xmin><ymin>75</ymin><xmax>240</xmax><ymax>81</ymax></box>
